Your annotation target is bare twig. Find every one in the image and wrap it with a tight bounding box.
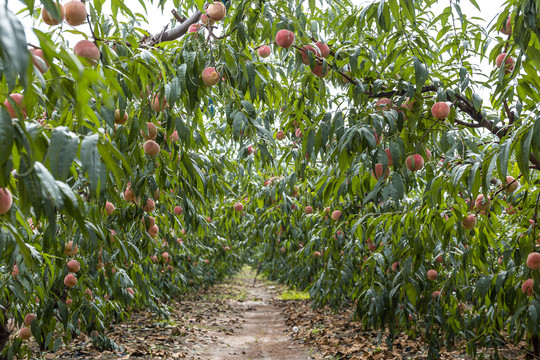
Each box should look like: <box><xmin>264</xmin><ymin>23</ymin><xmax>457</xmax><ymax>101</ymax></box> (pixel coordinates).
<box><xmin>171</xmin><ymin>9</ymin><xmax>186</xmax><ymax>23</ymax></box>
<box><xmin>503</xmin><ymin>100</ymin><xmax>514</xmax><ymax>125</ymax></box>
<box><xmin>293</xmin><ymin>44</ymin><xmax>356</xmax><ymax>84</ymax></box>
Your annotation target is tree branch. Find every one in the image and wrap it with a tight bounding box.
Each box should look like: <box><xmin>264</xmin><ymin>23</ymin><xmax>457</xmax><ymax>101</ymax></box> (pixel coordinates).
<box><xmin>293</xmin><ymin>45</ymin><xmax>356</xmax><ymax>84</ymax></box>
<box><xmin>144</xmin><ymin>10</ymin><xmax>202</xmax><ymax>45</ymax></box>
<box><xmin>171</xmin><ymin>9</ymin><xmax>186</xmax><ymax>23</ymax></box>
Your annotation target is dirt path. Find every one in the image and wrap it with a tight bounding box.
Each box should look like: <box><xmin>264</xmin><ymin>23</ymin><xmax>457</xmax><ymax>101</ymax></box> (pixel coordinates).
<box><xmin>187</xmin><ymin>269</ymin><xmax>321</xmax><ymax>360</ymax></box>
<box><xmin>36</xmin><ymin>268</ymin><xmax>322</xmax><ymax>360</ymax></box>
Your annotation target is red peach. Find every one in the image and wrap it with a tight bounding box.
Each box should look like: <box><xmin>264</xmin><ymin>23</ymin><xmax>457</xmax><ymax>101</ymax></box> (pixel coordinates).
<box><xmin>64</xmin><ymin>1</ymin><xmax>87</xmax><ymax>26</ymax></box>
<box><xmin>143</xmin><ymin>140</ymin><xmax>160</xmax><ymax>156</ymax></box>
<box><xmin>275</xmin><ymin>29</ymin><xmax>295</xmax><ymax>48</ymax></box>
<box><xmin>431</xmin><ymin>102</ymin><xmax>450</xmax><ymax>120</ymax></box>
<box><xmin>42</xmin><ymin>3</ymin><xmax>65</xmax><ymax>25</ymax></box>
<box><xmin>73</xmin><ymin>40</ymin><xmax>100</xmax><ymax>66</ymax></box>
<box><xmin>201</xmin><ymin>67</ymin><xmax>220</xmax><ymax>86</ymax></box>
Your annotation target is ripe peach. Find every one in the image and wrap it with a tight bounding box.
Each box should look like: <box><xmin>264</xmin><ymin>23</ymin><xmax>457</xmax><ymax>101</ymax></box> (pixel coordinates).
<box><xmin>126</xmin><ymin>287</ymin><xmax>135</xmax><ymax>296</ymax></box>
<box><xmin>526</xmin><ymin>252</ymin><xmax>540</xmax><ymax>270</ymax></box>
<box><xmin>384</xmin><ymin>148</ymin><xmax>393</xmax><ymax>167</ymax></box>
<box><xmin>151</xmin><ymin>94</ymin><xmax>168</xmax><ymax>111</ymax></box>
<box><xmin>141</xmin><ymin>122</ymin><xmax>157</xmax><ymax>140</ymax></box>
<box><xmin>496</xmin><ymin>53</ymin><xmax>514</xmax><ymax>74</ymax></box>
<box><xmin>431</xmin><ymin>102</ymin><xmax>450</xmax><ymax>120</ymax></box>
<box><xmin>201</xmin><ymin>67</ymin><xmax>220</xmax><ymax>86</ymax></box>
<box><xmin>124</xmin><ymin>184</ymin><xmax>136</xmax><ymax>202</ymax></box>
<box><xmin>406</xmin><ymin>154</ymin><xmax>424</xmax><ymax>171</ymax></box>
<box><xmin>376</xmin><ymin>98</ymin><xmax>391</xmax><ymax>111</ymax></box>
<box><xmin>234</xmin><ymin>202</ymin><xmax>243</xmax><ymax>212</ymax></box>
<box><xmin>300</xmin><ymin>45</ymin><xmax>317</xmax><ymax>65</ymax></box>
<box><xmin>462</xmin><ymin>214</ymin><xmax>477</xmax><ymax>229</ymax></box>
<box><xmin>148</xmin><ymin>225</ymin><xmax>159</xmax><ymax>238</ymax></box>
<box><xmin>374</xmin><ymin>131</ymin><xmax>382</xmax><ymax>145</ymax></box>
<box><xmin>3</xmin><ymin>94</ymin><xmax>26</xmax><ymax>119</ymax></box>
<box><xmin>295</xmin><ymin>128</ymin><xmax>302</xmax><ymax>137</ymax></box>
<box><xmin>505</xmin><ymin>176</ymin><xmax>518</xmax><ymax>193</ymax></box>
<box><xmin>331</xmin><ymin>210</ymin><xmax>341</xmax><ymax>221</ymax></box>
<box><xmin>168</xmin><ymin>130</ymin><xmax>179</xmax><ymax>142</ymax></box>
<box><xmin>30</xmin><ymin>48</ymin><xmax>49</xmax><ymax>73</ymax></box>
<box><xmin>275</xmin><ymin>29</ymin><xmax>295</xmax><ymax>48</ymax></box>
<box><xmin>114</xmin><ymin>109</ymin><xmax>128</xmax><ymax>124</ymax></box>
<box><xmin>24</xmin><ymin>314</ymin><xmax>36</xmax><ymax>326</ymax></box>
<box><xmin>84</xmin><ymin>288</ymin><xmax>92</xmax><ymax>297</ymax></box>
<box><xmin>67</xmin><ymin>259</ymin><xmax>80</xmax><ymax>273</ymax></box>
<box><xmin>42</xmin><ymin>3</ymin><xmax>65</xmax><ymax>25</ymax></box>
<box><xmin>19</xmin><ymin>327</ymin><xmax>32</xmax><ymax>340</ymax></box>
<box><xmin>0</xmin><ymin>188</ymin><xmax>13</xmax><ymax>215</ymax></box>
<box><xmin>188</xmin><ymin>23</ymin><xmax>200</xmax><ymax>34</ymax></box>
<box><xmin>64</xmin><ymin>1</ymin><xmax>87</xmax><ymax>26</ymax></box>
<box><xmin>522</xmin><ymin>278</ymin><xmax>534</xmax><ymax>296</ymax></box>
<box><xmin>200</xmin><ymin>13</ymin><xmax>215</xmax><ymax>26</ymax></box>
<box><xmin>143</xmin><ymin>140</ymin><xmax>160</xmax><ymax>156</ymax></box>
<box><xmin>431</xmin><ymin>290</ymin><xmax>441</xmax><ymax>298</ymax></box>
<box><xmin>105</xmin><ymin>201</ymin><xmax>115</xmax><ymax>216</ymax></box>
<box><xmin>12</xmin><ymin>264</ymin><xmax>19</xmax><ymax>279</ymax></box>
<box><xmin>73</xmin><ymin>40</ymin><xmax>100</xmax><ymax>65</ymax></box>
<box><xmin>247</xmin><ymin>146</ymin><xmax>254</xmax><ymax>155</ymax></box>
<box><xmin>64</xmin><ymin>274</ymin><xmax>77</xmax><ymax>288</ymax></box>
<box><xmin>474</xmin><ymin>194</ymin><xmax>490</xmax><ymax>211</ymax></box>
<box><xmin>257</xmin><ymin>45</ymin><xmax>271</xmax><ymax>58</ymax></box>
<box><xmin>305</xmin><ymin>206</ymin><xmax>313</xmax><ymax>214</ymax></box>
<box><xmin>500</xmin><ymin>16</ymin><xmax>512</xmax><ymax>36</ymax></box>
<box><xmin>207</xmin><ymin>216</ymin><xmax>212</xmax><ymax>223</ymax></box>
<box><xmin>400</xmin><ymin>97</ymin><xmax>415</xmax><ymax>111</ymax></box>
<box><xmin>372</xmin><ymin>163</ymin><xmax>390</xmax><ymax>180</ymax></box>
<box><xmin>162</xmin><ymin>252</ymin><xmax>169</xmax><ymax>261</ymax></box>
<box><xmin>436</xmin><ymin>255</ymin><xmax>443</xmax><ymax>263</ymax></box>
<box><xmin>206</xmin><ymin>1</ymin><xmax>226</xmax><ymax>21</ymax></box>
<box><xmin>143</xmin><ymin>198</ymin><xmax>155</xmax><ymax>212</ymax></box>
<box><xmin>276</xmin><ymin>130</ymin><xmax>285</xmax><ymax>140</ymax></box>
<box><xmin>315</xmin><ymin>41</ymin><xmax>330</xmax><ymax>58</ymax></box>
<box><xmin>312</xmin><ymin>63</ymin><xmax>330</xmax><ymax>78</ymax></box>
<box><xmin>174</xmin><ymin>206</ymin><xmax>183</xmax><ymax>215</ymax></box>
<box><xmin>64</xmin><ymin>241</ymin><xmax>79</xmax><ymax>256</ymax></box>
<box><xmin>66</xmin><ymin>298</ymin><xmax>72</xmax><ymax>306</ymax></box>
<box><xmin>391</xmin><ymin>262</ymin><xmax>399</xmax><ymax>272</ymax></box>
<box><xmin>427</xmin><ymin>269</ymin><xmax>438</xmax><ymax>281</ymax></box>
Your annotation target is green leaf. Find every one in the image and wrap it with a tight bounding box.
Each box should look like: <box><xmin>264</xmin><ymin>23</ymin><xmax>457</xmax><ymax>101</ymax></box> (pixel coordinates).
<box><xmin>516</xmin><ymin>128</ymin><xmax>533</xmax><ymax>183</ymax></box>
<box><xmin>48</xmin><ymin>127</ymin><xmax>79</xmax><ymax>181</ymax></box>
<box><xmin>498</xmin><ymin>137</ymin><xmax>512</xmax><ymax>180</ymax></box>
<box><xmin>0</xmin><ymin>6</ymin><xmax>29</xmax><ymax>89</ymax></box>
<box><xmin>80</xmin><ymin>134</ymin><xmax>101</xmax><ymax>198</ymax></box>
<box><xmin>532</xmin><ymin>115</ymin><xmax>540</xmax><ymax>153</ymax></box>
<box><xmin>34</xmin><ymin>162</ymin><xmax>64</xmax><ymax>210</ymax></box>
<box><xmin>413</xmin><ymin>56</ymin><xmax>428</xmax><ymax>93</ymax></box>
<box><xmin>0</xmin><ymin>109</ymin><xmax>14</xmax><ymax>168</ymax></box>
<box><xmin>476</xmin><ymin>275</ymin><xmax>493</xmax><ymax>298</ymax></box>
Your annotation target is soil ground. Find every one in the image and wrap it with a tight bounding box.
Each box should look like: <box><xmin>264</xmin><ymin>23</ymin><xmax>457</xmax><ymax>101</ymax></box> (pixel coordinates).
<box><xmin>30</xmin><ymin>267</ymin><xmax>529</xmax><ymax>360</ymax></box>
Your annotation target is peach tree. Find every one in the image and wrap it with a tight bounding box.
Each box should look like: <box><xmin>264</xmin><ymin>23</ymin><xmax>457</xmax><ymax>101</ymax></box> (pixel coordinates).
<box><xmin>0</xmin><ymin>0</ymin><xmax>540</xmax><ymax>358</ymax></box>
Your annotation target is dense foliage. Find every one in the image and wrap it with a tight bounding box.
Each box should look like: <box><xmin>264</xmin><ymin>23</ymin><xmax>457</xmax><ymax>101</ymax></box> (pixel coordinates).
<box><xmin>1</xmin><ymin>0</ymin><xmax>540</xmax><ymax>358</ymax></box>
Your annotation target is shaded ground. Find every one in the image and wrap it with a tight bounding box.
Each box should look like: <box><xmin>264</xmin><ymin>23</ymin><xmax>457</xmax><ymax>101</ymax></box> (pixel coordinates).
<box><xmin>30</xmin><ymin>267</ymin><xmax>530</xmax><ymax>360</ymax></box>
<box><xmin>277</xmin><ymin>298</ymin><xmax>530</xmax><ymax>360</ymax></box>
<box><xmin>38</xmin><ymin>268</ymin><xmax>321</xmax><ymax>360</ymax></box>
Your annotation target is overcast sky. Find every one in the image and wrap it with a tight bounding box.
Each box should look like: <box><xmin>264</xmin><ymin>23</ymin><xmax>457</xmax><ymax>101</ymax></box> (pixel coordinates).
<box><xmin>6</xmin><ymin>0</ymin><xmax>507</xmax><ymax>105</ymax></box>
<box><xmin>6</xmin><ymin>0</ymin><xmax>506</xmax><ymax>45</ymax></box>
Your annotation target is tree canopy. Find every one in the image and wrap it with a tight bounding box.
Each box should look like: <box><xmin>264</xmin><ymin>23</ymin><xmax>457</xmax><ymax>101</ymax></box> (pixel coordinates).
<box><xmin>1</xmin><ymin>0</ymin><xmax>540</xmax><ymax>358</ymax></box>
